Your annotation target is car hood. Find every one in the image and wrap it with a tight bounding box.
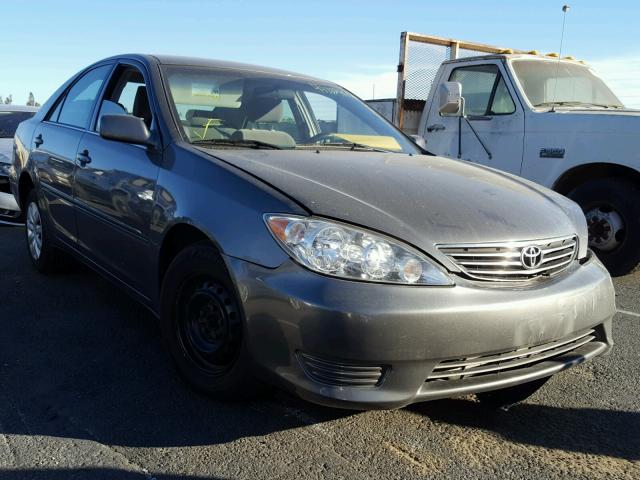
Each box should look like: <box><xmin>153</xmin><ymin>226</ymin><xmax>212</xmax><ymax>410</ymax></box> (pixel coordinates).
<box><xmin>196</xmin><ymin>148</ymin><xmax>579</xmax><ymax>265</ymax></box>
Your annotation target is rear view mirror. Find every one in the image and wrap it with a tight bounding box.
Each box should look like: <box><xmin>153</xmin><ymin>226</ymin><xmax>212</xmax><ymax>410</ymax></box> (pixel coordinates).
<box><xmin>99</xmin><ymin>115</ymin><xmax>152</xmax><ymax>146</ymax></box>
<box><xmin>439</xmin><ymin>82</ymin><xmax>463</xmax><ymax>116</ymax></box>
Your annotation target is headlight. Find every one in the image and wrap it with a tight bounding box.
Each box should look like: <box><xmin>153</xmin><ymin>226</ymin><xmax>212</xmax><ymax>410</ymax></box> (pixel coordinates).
<box><xmin>0</xmin><ymin>162</ymin><xmax>11</xmax><ymax>177</ymax></box>
<box><xmin>265</xmin><ymin>215</ymin><xmax>453</xmax><ymax>285</ymax></box>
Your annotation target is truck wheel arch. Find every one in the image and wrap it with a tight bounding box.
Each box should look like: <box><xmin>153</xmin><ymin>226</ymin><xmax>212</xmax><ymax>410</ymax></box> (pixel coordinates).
<box><xmin>553</xmin><ymin>163</ymin><xmax>640</xmax><ymax>195</ymax></box>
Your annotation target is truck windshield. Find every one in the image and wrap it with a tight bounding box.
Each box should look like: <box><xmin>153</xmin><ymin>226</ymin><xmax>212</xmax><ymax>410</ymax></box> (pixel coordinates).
<box><xmin>0</xmin><ymin>111</ymin><xmax>36</xmax><ymax>138</ymax></box>
<box><xmin>162</xmin><ymin>65</ymin><xmax>419</xmax><ymax>153</ymax></box>
<box><xmin>511</xmin><ymin>60</ymin><xmax>624</xmax><ymax>109</ymax></box>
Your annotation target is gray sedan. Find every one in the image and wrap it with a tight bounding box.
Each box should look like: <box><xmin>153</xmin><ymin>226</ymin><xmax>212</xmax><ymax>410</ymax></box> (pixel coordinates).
<box><xmin>0</xmin><ymin>104</ymin><xmax>38</xmax><ymax>223</ymax></box>
<box><xmin>10</xmin><ymin>55</ymin><xmax>615</xmax><ymax>409</ymax></box>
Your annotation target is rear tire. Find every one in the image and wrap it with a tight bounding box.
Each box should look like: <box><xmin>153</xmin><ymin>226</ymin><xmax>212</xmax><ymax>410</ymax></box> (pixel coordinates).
<box><xmin>568</xmin><ymin>178</ymin><xmax>640</xmax><ymax>276</ymax></box>
<box><xmin>24</xmin><ymin>189</ymin><xmax>69</xmax><ymax>274</ymax></box>
<box><xmin>476</xmin><ymin>377</ymin><xmax>549</xmax><ymax>410</ymax></box>
<box><xmin>160</xmin><ymin>243</ymin><xmax>260</xmax><ymax>400</ymax></box>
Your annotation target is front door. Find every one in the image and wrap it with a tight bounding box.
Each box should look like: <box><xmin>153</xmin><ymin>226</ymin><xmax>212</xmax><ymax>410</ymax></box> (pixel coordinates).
<box><xmin>74</xmin><ymin>62</ymin><xmax>161</xmax><ymax>298</ymax></box>
<box><xmin>423</xmin><ymin>61</ymin><xmax>525</xmax><ymax>175</ymax></box>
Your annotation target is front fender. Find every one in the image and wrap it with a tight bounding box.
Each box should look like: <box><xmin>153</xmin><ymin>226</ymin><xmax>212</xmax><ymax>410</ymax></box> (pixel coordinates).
<box><xmin>150</xmin><ymin>144</ymin><xmax>307</xmax><ymax>269</ymax></box>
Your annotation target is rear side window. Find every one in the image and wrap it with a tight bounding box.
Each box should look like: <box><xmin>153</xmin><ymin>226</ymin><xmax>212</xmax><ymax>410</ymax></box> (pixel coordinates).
<box><xmin>449</xmin><ymin>64</ymin><xmax>515</xmax><ymax>116</ymax></box>
<box><xmin>57</xmin><ymin>65</ymin><xmax>112</xmax><ymax>129</ymax></box>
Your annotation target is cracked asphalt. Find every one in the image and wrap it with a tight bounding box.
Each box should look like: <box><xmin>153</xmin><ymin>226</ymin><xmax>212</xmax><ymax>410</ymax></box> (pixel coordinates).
<box><xmin>0</xmin><ymin>225</ymin><xmax>639</xmax><ymax>479</ymax></box>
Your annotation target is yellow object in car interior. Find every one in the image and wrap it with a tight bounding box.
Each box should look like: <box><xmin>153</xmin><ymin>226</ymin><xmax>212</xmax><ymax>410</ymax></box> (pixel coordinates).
<box><xmin>332</xmin><ymin>134</ymin><xmax>402</xmax><ymax>151</ymax></box>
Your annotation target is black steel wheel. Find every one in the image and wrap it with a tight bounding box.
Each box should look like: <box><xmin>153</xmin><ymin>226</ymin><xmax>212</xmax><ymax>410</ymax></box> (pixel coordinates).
<box><xmin>176</xmin><ymin>278</ymin><xmax>242</xmax><ymax>377</ymax></box>
<box><xmin>160</xmin><ymin>242</ymin><xmax>261</xmax><ymax>400</ymax></box>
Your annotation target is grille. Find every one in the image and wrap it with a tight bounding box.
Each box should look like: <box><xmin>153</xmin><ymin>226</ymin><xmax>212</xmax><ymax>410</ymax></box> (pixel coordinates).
<box><xmin>298</xmin><ymin>353</ymin><xmax>384</xmax><ymax>388</ymax></box>
<box><xmin>426</xmin><ymin>329</ymin><xmax>595</xmax><ymax>382</ymax></box>
<box><xmin>437</xmin><ymin>235</ymin><xmax>577</xmax><ymax>282</ymax></box>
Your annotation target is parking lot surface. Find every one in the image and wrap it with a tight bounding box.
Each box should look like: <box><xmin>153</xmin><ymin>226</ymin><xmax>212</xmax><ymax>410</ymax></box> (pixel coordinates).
<box><xmin>0</xmin><ymin>225</ymin><xmax>638</xmax><ymax>480</ymax></box>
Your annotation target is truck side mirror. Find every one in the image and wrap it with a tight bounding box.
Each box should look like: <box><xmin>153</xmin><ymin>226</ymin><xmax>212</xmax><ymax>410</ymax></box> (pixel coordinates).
<box><xmin>439</xmin><ymin>82</ymin><xmax>463</xmax><ymax>116</ymax></box>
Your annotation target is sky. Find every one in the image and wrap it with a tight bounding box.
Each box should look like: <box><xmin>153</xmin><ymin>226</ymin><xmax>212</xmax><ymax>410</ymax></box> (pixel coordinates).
<box><xmin>2</xmin><ymin>0</ymin><xmax>639</xmax><ymax>107</ymax></box>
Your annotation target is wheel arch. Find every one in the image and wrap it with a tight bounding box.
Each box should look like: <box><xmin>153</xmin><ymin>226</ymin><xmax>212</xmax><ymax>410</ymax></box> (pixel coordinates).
<box><xmin>553</xmin><ymin>162</ymin><xmax>640</xmax><ymax>195</ymax></box>
<box><xmin>157</xmin><ymin>222</ymin><xmax>223</xmax><ymax>291</ymax></box>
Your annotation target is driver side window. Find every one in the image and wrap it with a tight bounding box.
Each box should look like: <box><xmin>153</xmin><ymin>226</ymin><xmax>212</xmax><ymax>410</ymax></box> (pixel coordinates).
<box><xmin>95</xmin><ymin>65</ymin><xmax>152</xmax><ymax>131</ymax></box>
<box><xmin>449</xmin><ymin>64</ymin><xmax>516</xmax><ymax>116</ymax></box>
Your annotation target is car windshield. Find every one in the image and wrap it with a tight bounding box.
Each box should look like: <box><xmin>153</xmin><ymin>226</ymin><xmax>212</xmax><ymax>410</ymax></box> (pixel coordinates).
<box><xmin>0</xmin><ymin>111</ymin><xmax>36</xmax><ymax>138</ymax></box>
<box><xmin>511</xmin><ymin>60</ymin><xmax>624</xmax><ymax>109</ymax></box>
<box><xmin>162</xmin><ymin>65</ymin><xmax>419</xmax><ymax>153</ymax></box>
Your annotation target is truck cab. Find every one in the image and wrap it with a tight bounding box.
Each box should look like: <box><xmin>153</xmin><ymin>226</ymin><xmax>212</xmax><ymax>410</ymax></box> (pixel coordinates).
<box><xmin>416</xmin><ymin>54</ymin><xmax>640</xmax><ymax>275</ymax></box>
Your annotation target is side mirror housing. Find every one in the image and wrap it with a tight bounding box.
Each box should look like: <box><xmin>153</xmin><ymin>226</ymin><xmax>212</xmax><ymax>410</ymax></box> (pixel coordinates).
<box><xmin>99</xmin><ymin>115</ymin><xmax>152</xmax><ymax>146</ymax></box>
<box><xmin>439</xmin><ymin>82</ymin><xmax>463</xmax><ymax>116</ymax></box>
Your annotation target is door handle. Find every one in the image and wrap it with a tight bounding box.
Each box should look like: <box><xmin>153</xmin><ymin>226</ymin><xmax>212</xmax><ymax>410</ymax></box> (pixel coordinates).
<box><xmin>34</xmin><ymin>134</ymin><xmax>44</xmax><ymax>147</ymax></box>
<box><xmin>76</xmin><ymin>149</ymin><xmax>92</xmax><ymax>167</ymax></box>
<box><xmin>427</xmin><ymin>123</ymin><xmax>445</xmax><ymax>132</ymax></box>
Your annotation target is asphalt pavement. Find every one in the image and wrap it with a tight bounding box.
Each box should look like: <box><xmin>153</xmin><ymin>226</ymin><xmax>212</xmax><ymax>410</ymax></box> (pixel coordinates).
<box><xmin>1</xmin><ymin>225</ymin><xmax>638</xmax><ymax>479</ymax></box>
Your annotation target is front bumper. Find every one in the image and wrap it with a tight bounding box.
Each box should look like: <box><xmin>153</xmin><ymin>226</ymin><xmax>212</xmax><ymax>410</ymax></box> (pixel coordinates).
<box><xmin>0</xmin><ymin>173</ymin><xmax>21</xmax><ymax>224</ymax></box>
<box><xmin>226</xmin><ymin>252</ymin><xmax>615</xmax><ymax>410</ymax></box>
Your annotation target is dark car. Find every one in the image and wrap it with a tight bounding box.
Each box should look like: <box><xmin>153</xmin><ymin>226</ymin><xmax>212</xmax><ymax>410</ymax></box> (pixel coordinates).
<box><xmin>10</xmin><ymin>55</ymin><xmax>615</xmax><ymax>410</ymax></box>
<box><xmin>0</xmin><ymin>105</ymin><xmax>38</xmax><ymax>224</ymax></box>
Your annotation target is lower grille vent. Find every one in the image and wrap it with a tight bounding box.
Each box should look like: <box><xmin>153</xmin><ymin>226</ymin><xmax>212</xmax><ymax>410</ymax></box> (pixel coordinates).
<box><xmin>427</xmin><ymin>329</ymin><xmax>595</xmax><ymax>382</ymax></box>
<box><xmin>298</xmin><ymin>352</ymin><xmax>384</xmax><ymax>387</ymax></box>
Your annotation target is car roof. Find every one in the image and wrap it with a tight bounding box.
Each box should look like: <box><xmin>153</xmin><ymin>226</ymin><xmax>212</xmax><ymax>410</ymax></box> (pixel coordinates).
<box><xmin>102</xmin><ymin>53</ymin><xmax>330</xmax><ymax>84</ymax></box>
<box><xmin>0</xmin><ymin>104</ymin><xmax>39</xmax><ymax>112</ymax></box>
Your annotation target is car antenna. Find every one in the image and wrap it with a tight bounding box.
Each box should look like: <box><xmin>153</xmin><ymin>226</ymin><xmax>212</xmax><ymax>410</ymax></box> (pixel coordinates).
<box><xmin>551</xmin><ymin>4</ymin><xmax>570</xmax><ymax>112</ymax></box>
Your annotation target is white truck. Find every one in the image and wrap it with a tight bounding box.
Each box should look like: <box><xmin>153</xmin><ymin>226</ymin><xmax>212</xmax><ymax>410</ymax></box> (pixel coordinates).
<box><xmin>369</xmin><ymin>33</ymin><xmax>640</xmax><ymax>275</ymax></box>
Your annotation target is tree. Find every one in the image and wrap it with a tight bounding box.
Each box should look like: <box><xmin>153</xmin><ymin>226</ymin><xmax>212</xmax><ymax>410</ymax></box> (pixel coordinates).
<box><xmin>27</xmin><ymin>92</ymin><xmax>36</xmax><ymax>106</ymax></box>
<box><xmin>4</xmin><ymin>94</ymin><xmax>12</xmax><ymax>105</ymax></box>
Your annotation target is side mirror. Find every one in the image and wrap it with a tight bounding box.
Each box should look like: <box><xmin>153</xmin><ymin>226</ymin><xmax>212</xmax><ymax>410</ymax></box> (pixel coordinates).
<box><xmin>410</xmin><ymin>135</ymin><xmax>427</xmax><ymax>150</ymax></box>
<box><xmin>439</xmin><ymin>82</ymin><xmax>463</xmax><ymax>116</ymax></box>
<box><xmin>99</xmin><ymin>115</ymin><xmax>152</xmax><ymax>146</ymax></box>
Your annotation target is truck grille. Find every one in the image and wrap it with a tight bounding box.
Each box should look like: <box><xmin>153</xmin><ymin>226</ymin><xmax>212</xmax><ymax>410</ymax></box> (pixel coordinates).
<box><xmin>426</xmin><ymin>329</ymin><xmax>596</xmax><ymax>382</ymax></box>
<box><xmin>298</xmin><ymin>353</ymin><xmax>384</xmax><ymax>388</ymax></box>
<box><xmin>437</xmin><ymin>235</ymin><xmax>577</xmax><ymax>282</ymax></box>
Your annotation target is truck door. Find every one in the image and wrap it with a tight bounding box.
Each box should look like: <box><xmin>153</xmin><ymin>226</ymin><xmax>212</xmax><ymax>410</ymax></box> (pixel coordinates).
<box><xmin>422</xmin><ymin>61</ymin><xmax>524</xmax><ymax>175</ymax></box>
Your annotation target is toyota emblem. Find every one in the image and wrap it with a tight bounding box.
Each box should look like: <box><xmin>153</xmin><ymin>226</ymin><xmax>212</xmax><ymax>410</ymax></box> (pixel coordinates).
<box><xmin>520</xmin><ymin>245</ymin><xmax>543</xmax><ymax>269</ymax></box>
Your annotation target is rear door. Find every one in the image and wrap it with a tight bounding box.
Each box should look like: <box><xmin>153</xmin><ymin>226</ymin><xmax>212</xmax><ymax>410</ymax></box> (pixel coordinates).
<box><xmin>74</xmin><ymin>61</ymin><xmax>161</xmax><ymax>298</ymax></box>
<box><xmin>30</xmin><ymin>64</ymin><xmax>113</xmax><ymax>244</ymax></box>
<box><xmin>422</xmin><ymin>60</ymin><xmax>525</xmax><ymax>175</ymax></box>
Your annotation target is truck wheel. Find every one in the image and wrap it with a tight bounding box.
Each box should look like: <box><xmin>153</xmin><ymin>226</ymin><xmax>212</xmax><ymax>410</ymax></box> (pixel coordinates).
<box><xmin>568</xmin><ymin>178</ymin><xmax>640</xmax><ymax>276</ymax></box>
<box><xmin>160</xmin><ymin>243</ymin><xmax>261</xmax><ymax>400</ymax></box>
<box><xmin>24</xmin><ymin>189</ymin><xmax>69</xmax><ymax>274</ymax></box>
<box><xmin>476</xmin><ymin>377</ymin><xmax>549</xmax><ymax>410</ymax></box>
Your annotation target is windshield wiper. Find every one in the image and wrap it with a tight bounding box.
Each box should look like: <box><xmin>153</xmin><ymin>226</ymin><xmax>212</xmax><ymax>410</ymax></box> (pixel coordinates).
<box><xmin>192</xmin><ymin>139</ymin><xmax>284</xmax><ymax>150</ymax></box>
<box><xmin>301</xmin><ymin>142</ymin><xmax>393</xmax><ymax>154</ymax></box>
<box><xmin>534</xmin><ymin>101</ymin><xmax>622</xmax><ymax>109</ymax></box>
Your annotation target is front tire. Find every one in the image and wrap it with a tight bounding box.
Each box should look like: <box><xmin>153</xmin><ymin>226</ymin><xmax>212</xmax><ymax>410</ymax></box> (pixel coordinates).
<box><xmin>568</xmin><ymin>178</ymin><xmax>640</xmax><ymax>276</ymax></box>
<box><xmin>160</xmin><ymin>243</ymin><xmax>259</xmax><ymax>400</ymax></box>
<box><xmin>24</xmin><ymin>189</ymin><xmax>68</xmax><ymax>274</ymax></box>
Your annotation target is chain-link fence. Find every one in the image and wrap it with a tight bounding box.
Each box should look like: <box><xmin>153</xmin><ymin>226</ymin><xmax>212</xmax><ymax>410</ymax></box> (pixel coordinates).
<box><xmin>395</xmin><ymin>33</ymin><xmax>521</xmax><ymax>129</ymax></box>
